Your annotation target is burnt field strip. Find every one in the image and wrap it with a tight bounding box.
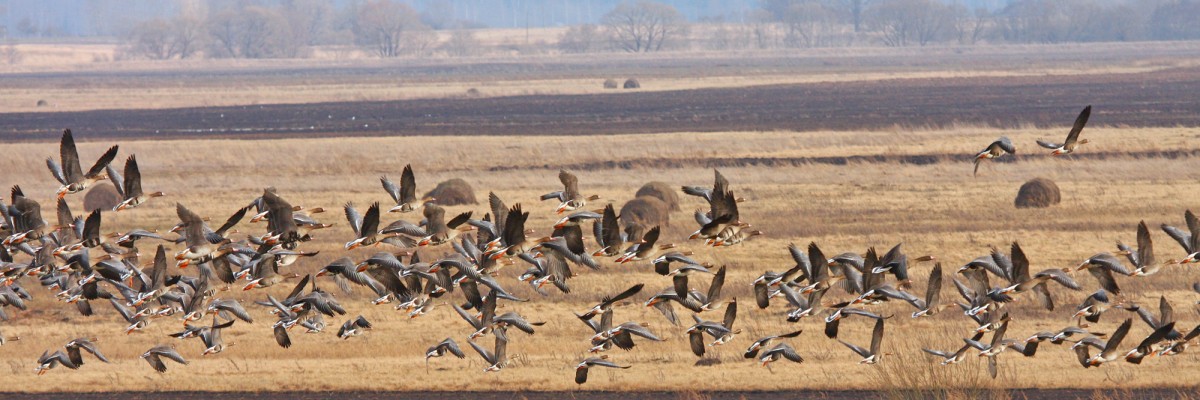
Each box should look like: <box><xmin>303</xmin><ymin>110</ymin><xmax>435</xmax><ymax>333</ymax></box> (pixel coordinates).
<box><xmin>3</xmin><ymin>67</ymin><xmax>1200</xmax><ymax>141</ymax></box>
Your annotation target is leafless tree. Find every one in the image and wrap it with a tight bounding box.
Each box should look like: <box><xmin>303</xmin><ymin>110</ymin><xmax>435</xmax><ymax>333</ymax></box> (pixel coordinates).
<box><xmin>442</xmin><ymin>29</ymin><xmax>480</xmax><ymax>57</ymax></box>
<box><xmin>781</xmin><ymin>2</ymin><xmax>834</xmax><ymax>48</ymax></box>
<box><xmin>1149</xmin><ymin>1</ymin><xmax>1200</xmax><ymax>40</ymax></box>
<box><xmin>868</xmin><ymin>0</ymin><xmax>954</xmax><ymax>46</ymax></box>
<box><xmin>951</xmin><ymin>5</ymin><xmax>989</xmax><ymax>45</ymax></box>
<box><xmin>558</xmin><ymin>23</ymin><xmax>604</xmax><ymax>53</ymax></box>
<box><xmin>602</xmin><ymin>1</ymin><xmax>688</xmax><ymax>52</ymax></box>
<box><xmin>994</xmin><ymin>0</ymin><xmax>1065</xmax><ymax>43</ymax></box>
<box><xmin>351</xmin><ymin>0</ymin><xmax>428</xmax><ymax>57</ymax></box>
<box><xmin>0</xmin><ymin>44</ymin><xmax>21</xmax><ymax>65</ymax></box>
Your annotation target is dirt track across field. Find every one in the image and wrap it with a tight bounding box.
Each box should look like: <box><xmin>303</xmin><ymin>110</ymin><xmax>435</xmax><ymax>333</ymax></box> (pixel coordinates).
<box><xmin>3</xmin><ymin>67</ymin><xmax>1200</xmax><ymax>141</ymax></box>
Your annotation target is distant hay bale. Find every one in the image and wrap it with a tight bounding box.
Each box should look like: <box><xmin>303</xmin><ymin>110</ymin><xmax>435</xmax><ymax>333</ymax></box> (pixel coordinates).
<box><xmin>620</xmin><ymin>196</ymin><xmax>670</xmax><ymax>228</ymax></box>
<box><xmin>425</xmin><ymin>178</ymin><xmax>477</xmax><ymax>206</ymax></box>
<box><xmin>1015</xmin><ymin>177</ymin><xmax>1061</xmax><ymax>209</ymax></box>
<box><xmin>603</xmin><ymin>79</ymin><xmax>619</xmax><ymax>89</ymax></box>
<box><xmin>83</xmin><ymin>183</ymin><xmax>121</xmax><ymax>212</ymax></box>
<box><xmin>623</xmin><ymin>78</ymin><xmax>640</xmax><ymax>89</ymax></box>
<box><xmin>466</xmin><ymin>88</ymin><xmax>481</xmax><ymax>97</ymax></box>
<box><xmin>36</xmin><ymin>99</ymin><xmax>48</xmax><ymax>107</ymax></box>
<box><xmin>635</xmin><ymin>181</ymin><xmax>680</xmax><ymax>211</ymax></box>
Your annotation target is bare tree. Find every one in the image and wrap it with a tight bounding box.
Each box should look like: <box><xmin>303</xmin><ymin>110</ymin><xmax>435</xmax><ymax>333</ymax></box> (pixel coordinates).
<box><xmin>0</xmin><ymin>44</ymin><xmax>21</xmax><ymax>65</ymax></box>
<box><xmin>351</xmin><ymin>0</ymin><xmax>427</xmax><ymax>57</ymax></box>
<box><xmin>558</xmin><ymin>23</ymin><xmax>604</xmax><ymax>53</ymax></box>
<box><xmin>951</xmin><ymin>5</ymin><xmax>989</xmax><ymax>45</ymax></box>
<box><xmin>126</xmin><ymin>18</ymin><xmax>177</xmax><ymax>60</ymax></box>
<box><xmin>206</xmin><ymin>6</ymin><xmax>298</xmax><ymax>59</ymax></box>
<box><xmin>781</xmin><ymin>2</ymin><xmax>834</xmax><ymax>48</ymax></box>
<box><xmin>602</xmin><ymin>1</ymin><xmax>688</xmax><ymax>52</ymax></box>
<box><xmin>868</xmin><ymin>0</ymin><xmax>954</xmax><ymax>46</ymax></box>
<box><xmin>442</xmin><ymin>29</ymin><xmax>480</xmax><ymax>57</ymax></box>
<box><xmin>834</xmin><ymin>0</ymin><xmax>873</xmax><ymax>33</ymax></box>
<box><xmin>1148</xmin><ymin>1</ymin><xmax>1200</xmax><ymax>40</ymax></box>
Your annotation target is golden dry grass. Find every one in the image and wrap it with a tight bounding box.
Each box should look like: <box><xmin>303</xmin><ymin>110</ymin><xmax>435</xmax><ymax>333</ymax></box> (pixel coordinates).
<box><xmin>0</xmin><ymin>125</ymin><xmax>1199</xmax><ymax>392</ymax></box>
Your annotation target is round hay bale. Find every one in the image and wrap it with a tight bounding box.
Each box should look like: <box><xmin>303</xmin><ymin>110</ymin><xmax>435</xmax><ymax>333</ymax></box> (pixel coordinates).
<box><xmin>1015</xmin><ymin>177</ymin><xmax>1061</xmax><ymax>209</ymax></box>
<box><xmin>623</xmin><ymin>78</ymin><xmax>640</xmax><ymax>89</ymax></box>
<box><xmin>635</xmin><ymin>181</ymin><xmax>680</xmax><ymax>211</ymax></box>
<box><xmin>466</xmin><ymin>88</ymin><xmax>481</xmax><ymax>97</ymax></box>
<box><xmin>83</xmin><ymin>183</ymin><xmax>121</xmax><ymax>212</ymax></box>
<box><xmin>603</xmin><ymin>79</ymin><xmax>619</xmax><ymax>89</ymax></box>
<box><xmin>620</xmin><ymin>196</ymin><xmax>669</xmax><ymax>228</ymax></box>
<box><xmin>36</xmin><ymin>99</ymin><xmax>48</xmax><ymax>107</ymax></box>
<box><xmin>424</xmin><ymin>178</ymin><xmax>477</xmax><ymax>206</ymax></box>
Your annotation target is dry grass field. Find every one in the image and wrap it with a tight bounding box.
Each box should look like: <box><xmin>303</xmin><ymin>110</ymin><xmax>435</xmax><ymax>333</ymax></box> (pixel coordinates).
<box><xmin>3</xmin><ymin>40</ymin><xmax>1200</xmax><ymax>397</ymax></box>
<box><xmin>1</xmin><ymin>124</ymin><xmax>1200</xmax><ymax>395</ymax></box>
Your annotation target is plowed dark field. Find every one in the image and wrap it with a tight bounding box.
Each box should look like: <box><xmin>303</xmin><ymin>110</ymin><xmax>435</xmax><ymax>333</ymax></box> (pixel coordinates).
<box><xmin>3</xmin><ymin>67</ymin><xmax>1200</xmax><ymax>141</ymax></box>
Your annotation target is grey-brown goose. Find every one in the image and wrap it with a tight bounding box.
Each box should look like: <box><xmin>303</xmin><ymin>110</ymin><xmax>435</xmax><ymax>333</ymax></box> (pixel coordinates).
<box><xmin>591</xmin><ymin>204</ymin><xmax>625</xmax><ymax>257</ymax></box>
<box><xmin>542</xmin><ymin>170</ymin><xmax>598</xmax><ymax>214</ymax></box>
<box><xmin>3</xmin><ymin>186</ymin><xmax>47</xmax><ymax>246</ymax></box>
<box><xmin>579</xmin><ymin>283</ymin><xmax>644</xmax><ymax>320</ymax></box>
<box><xmin>47</xmin><ymin>129</ymin><xmax>119</xmax><ymax>200</ymax></box>
<box><xmin>840</xmin><ymin>317</ymin><xmax>888</xmax><ymax>364</ymax></box>
<box><xmin>108</xmin><ymin>154</ymin><xmax>164</xmax><ymax>211</ymax></box>
<box><xmin>757</xmin><ymin>343</ymin><xmax>805</xmax><ymax>367</ymax></box>
<box><xmin>64</xmin><ymin>337</ymin><xmax>110</xmax><ymax>366</ymax></box>
<box><xmin>923</xmin><ymin>331</ymin><xmax>984</xmax><ymax>365</ymax></box>
<box><xmin>337</xmin><ymin>315</ymin><xmax>372</xmax><ymax>339</ymax></box>
<box><xmin>141</xmin><ymin>344</ymin><xmax>188</xmax><ymax>373</ymax></box>
<box><xmin>744</xmin><ymin>329</ymin><xmax>803</xmax><ymax>359</ymax></box>
<box><xmin>1161</xmin><ymin>210</ymin><xmax>1200</xmax><ymax>264</ymax></box>
<box><xmin>575</xmin><ymin>355</ymin><xmax>629</xmax><ymax>384</ymax></box>
<box><xmin>973</xmin><ymin>136</ymin><xmax>1016</xmax><ymax>176</ymax></box>
<box><xmin>35</xmin><ymin>350</ymin><xmax>78</xmax><ymax>375</ymax></box>
<box><xmin>425</xmin><ymin>338</ymin><xmax>465</xmax><ymax>363</ymax></box>
<box><xmin>381</xmin><ymin>165</ymin><xmax>423</xmax><ymax>213</ymax></box>
<box><xmin>1082</xmin><ymin>318</ymin><xmax>1133</xmax><ymax>367</ymax></box>
<box><xmin>344</xmin><ymin>202</ymin><xmax>381</xmax><ymax>250</ymax></box>
<box><xmin>200</xmin><ymin>317</ymin><xmax>236</xmax><ymax>355</ymax></box>
<box><xmin>468</xmin><ymin>334</ymin><xmax>508</xmax><ymax>372</ymax></box>
<box><xmin>1076</xmin><ymin>252</ymin><xmax>1132</xmax><ymax>295</ymax></box>
<box><xmin>1118</xmin><ymin>221</ymin><xmax>1159</xmax><ymax>276</ymax></box>
<box><xmin>1036</xmin><ymin>105</ymin><xmax>1092</xmax><ymax>155</ymax></box>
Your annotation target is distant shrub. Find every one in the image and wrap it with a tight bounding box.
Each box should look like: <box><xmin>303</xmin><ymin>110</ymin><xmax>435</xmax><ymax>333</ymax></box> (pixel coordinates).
<box><xmin>623</xmin><ymin>78</ymin><xmax>641</xmax><ymax>89</ymax></box>
<box><xmin>36</xmin><ymin>99</ymin><xmax>48</xmax><ymax>107</ymax></box>
<box><xmin>84</xmin><ymin>183</ymin><xmax>121</xmax><ymax>212</ymax></box>
<box><xmin>425</xmin><ymin>178</ymin><xmax>477</xmax><ymax>205</ymax></box>
<box><xmin>603</xmin><ymin>79</ymin><xmax>619</xmax><ymax>89</ymax></box>
<box><xmin>1015</xmin><ymin>177</ymin><xmax>1061</xmax><ymax>208</ymax></box>
<box><xmin>466</xmin><ymin>88</ymin><xmax>481</xmax><ymax>97</ymax></box>
<box><xmin>635</xmin><ymin>181</ymin><xmax>680</xmax><ymax>211</ymax></box>
<box><xmin>620</xmin><ymin>195</ymin><xmax>669</xmax><ymax>228</ymax></box>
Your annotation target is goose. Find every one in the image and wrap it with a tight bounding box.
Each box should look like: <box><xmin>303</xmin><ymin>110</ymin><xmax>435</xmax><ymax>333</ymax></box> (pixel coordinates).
<box><xmin>685</xmin><ymin>300</ymin><xmax>739</xmax><ymax>356</ymax></box>
<box><xmin>964</xmin><ymin>318</ymin><xmax>1012</xmax><ymax>378</ymax></box>
<box><xmin>1036</xmin><ymin>105</ymin><xmax>1092</xmax><ymax>155</ymax></box>
<box><xmin>910</xmin><ymin>264</ymin><xmax>954</xmax><ymax>318</ymax></box>
<box><xmin>381</xmin><ymin>165</ymin><xmax>425</xmax><ymax>213</ymax></box>
<box><xmin>923</xmin><ymin>332</ymin><xmax>984</xmax><ymax>365</ymax></box>
<box><xmin>343</xmin><ymin>202</ymin><xmax>381</xmax><ymax>250</ymax></box>
<box><xmin>425</xmin><ymin>338</ymin><xmax>465</xmax><ymax>364</ymax></box>
<box><xmin>591</xmin><ymin>204</ymin><xmax>626</xmax><ymax>257</ymax></box>
<box><xmin>579</xmin><ymin>283</ymin><xmax>644</xmax><ymax>320</ymax></box>
<box><xmin>973</xmin><ymin>136</ymin><xmax>1016</xmax><ymax>176</ymax></box>
<box><xmin>757</xmin><ymin>343</ymin><xmax>805</xmax><ymax>367</ymax></box>
<box><xmin>1073</xmin><ymin>290</ymin><xmax>1119</xmax><ymax>326</ymax></box>
<box><xmin>1160</xmin><ymin>210</ymin><xmax>1199</xmax><ymax>264</ymax></box>
<box><xmin>1125</xmin><ymin>322</ymin><xmax>1177</xmax><ymax>364</ymax></box>
<box><xmin>468</xmin><ymin>334</ymin><xmax>508</xmax><ymax>372</ymax></box>
<box><xmin>141</xmin><ymin>344</ymin><xmax>188</xmax><ymax>373</ymax></box>
<box><xmin>3</xmin><ymin>186</ymin><xmax>47</xmax><ymax>246</ymax></box>
<box><xmin>35</xmin><ymin>350</ymin><xmax>78</xmax><ymax>375</ymax></box>
<box><xmin>840</xmin><ymin>317</ymin><xmax>889</xmax><ymax>364</ymax></box>
<box><xmin>1124</xmin><ymin>296</ymin><xmax>1181</xmax><ymax>341</ymax></box>
<box><xmin>108</xmin><ymin>155</ymin><xmax>164</xmax><ymax>211</ymax></box>
<box><xmin>200</xmin><ymin>317</ymin><xmax>236</xmax><ymax>355</ymax></box>
<box><xmin>996</xmin><ymin>243</ymin><xmax>1080</xmax><ymax>299</ymax></box>
<box><xmin>575</xmin><ymin>355</ymin><xmax>629</xmax><ymax>384</ymax></box>
<box><xmin>542</xmin><ymin>170</ymin><xmax>599</xmax><ymax>214</ymax></box>
<box><xmin>64</xmin><ymin>337</ymin><xmax>109</xmax><ymax>366</ymax></box>
<box><xmin>205</xmin><ymin>298</ymin><xmax>254</xmax><ymax>323</ymax></box>
<box><xmin>616</xmin><ymin>227</ymin><xmax>673</xmax><ymax>264</ymax></box>
<box><xmin>743</xmin><ymin>329</ymin><xmax>803</xmax><ymax>359</ymax></box>
<box><xmin>337</xmin><ymin>315</ymin><xmax>372</xmax><ymax>339</ymax></box>
<box><xmin>1118</xmin><ymin>221</ymin><xmax>1159</xmax><ymax>276</ymax></box>
<box><xmin>47</xmin><ymin>129</ymin><xmax>119</xmax><ymax>199</ymax></box>
<box><xmin>1076</xmin><ymin>252</ymin><xmax>1132</xmax><ymax>295</ymax></box>
<box><xmin>1082</xmin><ymin>318</ymin><xmax>1133</xmax><ymax>367</ymax></box>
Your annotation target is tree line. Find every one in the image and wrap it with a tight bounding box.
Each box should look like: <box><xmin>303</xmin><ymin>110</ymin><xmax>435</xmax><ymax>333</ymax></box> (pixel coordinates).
<box><xmin>104</xmin><ymin>0</ymin><xmax>1200</xmax><ymax>60</ymax></box>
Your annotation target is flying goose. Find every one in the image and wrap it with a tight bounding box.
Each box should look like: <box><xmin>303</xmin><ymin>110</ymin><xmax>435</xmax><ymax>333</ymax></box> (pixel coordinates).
<box><xmin>468</xmin><ymin>334</ymin><xmax>508</xmax><ymax>372</ymax></box>
<box><xmin>141</xmin><ymin>344</ymin><xmax>188</xmax><ymax>373</ymax></box>
<box><xmin>35</xmin><ymin>350</ymin><xmax>78</xmax><ymax>375</ymax></box>
<box><xmin>381</xmin><ymin>165</ymin><xmax>425</xmax><ymax>213</ymax></box>
<box><xmin>910</xmin><ymin>264</ymin><xmax>954</xmax><ymax>318</ymax></box>
<box><xmin>579</xmin><ymin>283</ymin><xmax>644</xmax><ymax>320</ymax></box>
<box><xmin>591</xmin><ymin>204</ymin><xmax>626</xmax><ymax>257</ymax></box>
<box><xmin>542</xmin><ymin>170</ymin><xmax>599</xmax><ymax>214</ymax></box>
<box><xmin>47</xmin><ymin>129</ymin><xmax>119</xmax><ymax>199</ymax></box>
<box><xmin>344</xmin><ymin>202</ymin><xmax>382</xmax><ymax>250</ymax></box>
<box><xmin>743</xmin><ymin>329</ymin><xmax>803</xmax><ymax>359</ymax></box>
<box><xmin>575</xmin><ymin>355</ymin><xmax>629</xmax><ymax>384</ymax></box>
<box><xmin>1118</xmin><ymin>221</ymin><xmax>1159</xmax><ymax>276</ymax></box>
<box><xmin>923</xmin><ymin>332</ymin><xmax>985</xmax><ymax>365</ymax></box>
<box><xmin>200</xmin><ymin>317</ymin><xmax>236</xmax><ymax>355</ymax></box>
<box><xmin>1160</xmin><ymin>210</ymin><xmax>1199</xmax><ymax>264</ymax></box>
<box><xmin>108</xmin><ymin>155</ymin><xmax>164</xmax><ymax>211</ymax></box>
<box><xmin>425</xmin><ymin>338</ymin><xmax>465</xmax><ymax>364</ymax></box>
<box><xmin>973</xmin><ymin>136</ymin><xmax>1016</xmax><ymax>176</ymax></box>
<box><xmin>1076</xmin><ymin>252</ymin><xmax>1132</xmax><ymax>295</ymax></box>
<box><xmin>1081</xmin><ymin>318</ymin><xmax>1133</xmax><ymax>367</ymax></box>
<box><xmin>840</xmin><ymin>317</ymin><xmax>888</xmax><ymax>364</ymax></box>
<box><xmin>685</xmin><ymin>299</ymin><xmax>739</xmax><ymax>356</ymax></box>
<box><xmin>64</xmin><ymin>337</ymin><xmax>109</xmax><ymax>366</ymax></box>
<box><xmin>757</xmin><ymin>343</ymin><xmax>805</xmax><ymax>367</ymax></box>
<box><xmin>337</xmin><ymin>315</ymin><xmax>372</xmax><ymax>339</ymax></box>
<box><xmin>1036</xmin><ymin>105</ymin><xmax>1092</xmax><ymax>155</ymax></box>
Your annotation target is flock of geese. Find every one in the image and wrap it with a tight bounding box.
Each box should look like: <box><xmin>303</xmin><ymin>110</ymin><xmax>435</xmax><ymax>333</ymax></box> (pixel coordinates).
<box><xmin>2</xmin><ymin>106</ymin><xmax>1199</xmax><ymax>386</ymax></box>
